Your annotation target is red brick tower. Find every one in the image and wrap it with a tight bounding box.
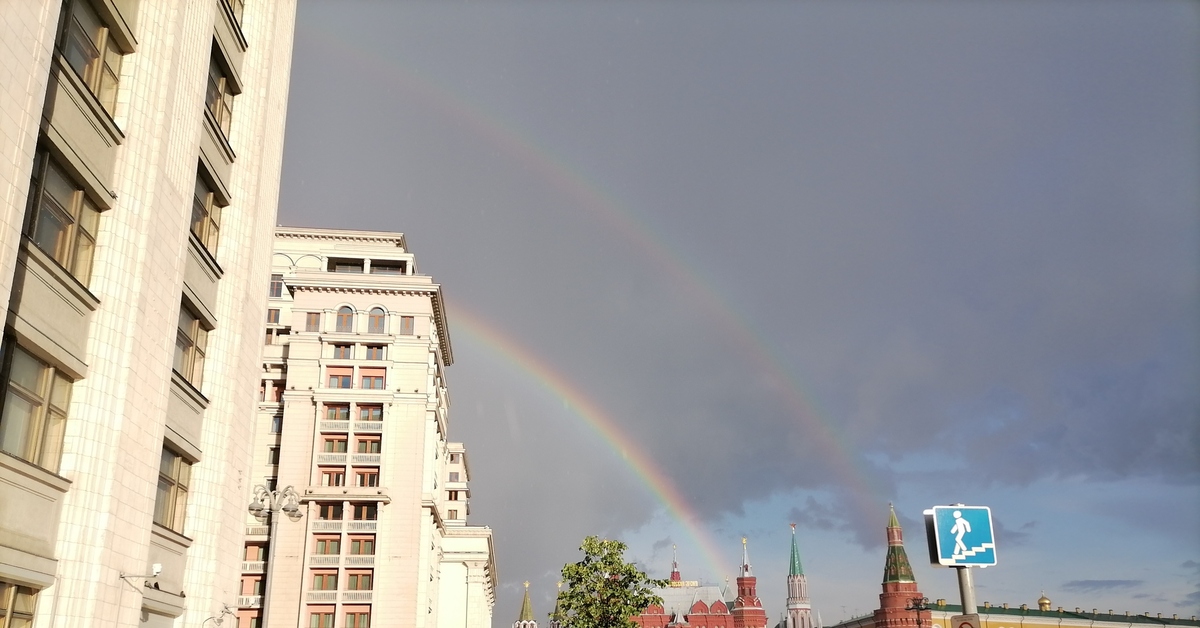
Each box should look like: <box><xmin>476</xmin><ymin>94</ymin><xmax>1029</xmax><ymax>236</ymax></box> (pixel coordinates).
<box><xmin>873</xmin><ymin>505</ymin><xmax>930</xmax><ymax>628</ymax></box>
<box><xmin>731</xmin><ymin>537</ymin><xmax>768</xmax><ymax>628</ymax></box>
<box><xmin>670</xmin><ymin>544</ymin><xmax>681</xmax><ymax>583</ymax></box>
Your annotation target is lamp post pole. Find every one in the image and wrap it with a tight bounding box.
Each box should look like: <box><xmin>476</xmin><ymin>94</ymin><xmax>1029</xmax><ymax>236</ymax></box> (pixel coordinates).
<box><xmin>907</xmin><ymin>596</ymin><xmax>931</xmax><ymax>628</ymax></box>
<box><xmin>248</xmin><ymin>485</ymin><xmax>302</xmax><ymax>628</ymax></box>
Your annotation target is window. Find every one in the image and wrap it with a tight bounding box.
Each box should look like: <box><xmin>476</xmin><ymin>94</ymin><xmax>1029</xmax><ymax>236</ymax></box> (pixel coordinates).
<box><xmin>314</xmin><ymin>536</ymin><xmax>340</xmax><ymax>555</ymax></box>
<box><xmin>0</xmin><ymin>581</ymin><xmax>36</xmax><ymax>628</ymax></box>
<box><xmin>260</xmin><ymin>380</ymin><xmax>283</xmax><ymax>403</ymax></box>
<box><xmin>305</xmin><ymin>312</ymin><xmax>321</xmax><ymax>332</ymax></box>
<box><xmin>327</xmin><ymin>367</ymin><xmax>352</xmax><ymax>389</ymax></box>
<box><xmin>24</xmin><ymin>151</ymin><xmax>100</xmax><ymax>284</ymax></box>
<box><xmin>269</xmin><ymin>274</ymin><xmax>283</xmax><ymax>298</ymax></box>
<box><xmin>309</xmin><ymin>609</ymin><xmax>335</xmax><ymax>628</ymax></box>
<box><xmin>335</xmin><ymin>307</ymin><xmax>354</xmax><ymax>333</ymax></box>
<box><xmin>241</xmin><ymin>575</ymin><xmax>263</xmax><ymax>596</ymax></box>
<box><xmin>360</xmin><ymin>368</ymin><xmax>385</xmax><ymax>390</ymax></box>
<box><xmin>324</xmin><ymin>404</ymin><xmax>349</xmax><ymax>421</ymax></box>
<box><xmin>174</xmin><ymin>302</ymin><xmax>209</xmax><ymax>386</ymax></box>
<box><xmin>206</xmin><ymin>51</ymin><xmax>235</xmax><ymax>135</ymax></box>
<box><xmin>322</xmin><ymin>436</ymin><xmax>347</xmax><ymax>453</ymax></box>
<box><xmin>345</xmin><ymin>608</ymin><xmax>371</xmax><ymax>628</ymax></box>
<box><xmin>319</xmin><ymin>467</ymin><xmax>344</xmax><ymax>487</ymax></box>
<box><xmin>447</xmin><ymin>509</ymin><xmax>458</xmax><ymax>520</ymax></box>
<box><xmin>245</xmin><ymin>544</ymin><xmax>265</xmax><ymax>561</ymax></box>
<box><xmin>448</xmin><ymin>472</ymin><xmax>460</xmax><ymax>482</ymax></box>
<box><xmin>354</xmin><ymin>469</ymin><xmax>378</xmax><ymax>487</ymax></box>
<box><xmin>370</xmin><ymin>260</ymin><xmax>405</xmax><ymax>275</ymax></box>
<box><xmin>266</xmin><ymin>447</ymin><xmax>279</xmax><ymax>465</ymax></box>
<box><xmin>60</xmin><ymin>0</ymin><xmax>122</xmax><ymax>114</ymax></box>
<box><xmin>310</xmin><ymin>571</ymin><xmax>337</xmax><ymax>590</ymax></box>
<box><xmin>367</xmin><ymin>308</ymin><xmax>385</xmax><ymax>334</ymax></box>
<box><xmin>237</xmin><ymin>611</ymin><xmax>261</xmax><ymax>628</ymax></box>
<box><xmin>448</xmin><ymin>453</ymin><xmax>460</xmax><ymax>463</ymax></box>
<box><xmin>0</xmin><ymin>344</ymin><xmax>71</xmax><ymax>472</ymax></box>
<box><xmin>264</xmin><ymin>476</ymin><xmax>278</xmax><ymax>491</ymax></box>
<box><xmin>315</xmin><ymin>503</ymin><xmax>342</xmax><ymax>520</ymax></box>
<box><xmin>447</xmin><ymin>490</ymin><xmax>460</xmax><ymax>501</ymax></box>
<box><xmin>266</xmin><ymin>309</ymin><xmax>280</xmax><ymax>324</ymax></box>
<box><xmin>365</xmin><ymin>345</ymin><xmax>384</xmax><ymax>360</ymax></box>
<box><xmin>227</xmin><ymin>0</ymin><xmax>246</xmax><ymax>24</ymax></box>
<box><xmin>349</xmin><ymin>536</ymin><xmax>374</xmax><ymax>555</ymax></box>
<box><xmin>357</xmin><ymin>405</ymin><xmax>382</xmax><ymax>422</ymax></box>
<box><xmin>351</xmin><ymin>503</ymin><xmax>377</xmax><ymax>521</ymax></box>
<box><xmin>328</xmin><ymin>258</ymin><xmax>364</xmax><ymax>273</ymax></box>
<box><xmin>154</xmin><ymin>447</ymin><xmax>191</xmax><ymax>533</ymax></box>
<box><xmin>345</xmin><ymin>571</ymin><xmax>373</xmax><ymax>591</ymax></box>
<box><xmin>356</xmin><ymin>437</ymin><xmax>380</xmax><ymax>454</ymax></box>
<box><xmin>269</xmin><ymin>414</ymin><xmax>282</xmax><ymax>434</ymax></box>
<box><xmin>191</xmin><ymin>171</ymin><xmax>222</xmax><ymax>254</ymax></box>
<box><xmin>332</xmin><ymin>344</ymin><xmax>352</xmax><ymax>359</ymax></box>
<box><xmin>399</xmin><ymin>316</ymin><xmax>414</xmax><ymax>335</ymax></box>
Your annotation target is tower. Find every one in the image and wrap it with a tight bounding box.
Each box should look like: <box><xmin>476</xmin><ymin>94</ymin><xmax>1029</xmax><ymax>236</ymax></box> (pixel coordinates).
<box><xmin>515</xmin><ymin>581</ymin><xmax>538</xmax><ymax>628</ymax></box>
<box><xmin>873</xmin><ymin>505</ymin><xmax>930</xmax><ymax>628</ymax></box>
<box><xmin>786</xmin><ymin>524</ymin><xmax>814</xmax><ymax>628</ymax></box>
<box><xmin>732</xmin><ymin>537</ymin><xmax>769</xmax><ymax>628</ymax></box>
<box><xmin>670</xmin><ymin>544</ymin><xmax>682</xmax><ymax>582</ymax></box>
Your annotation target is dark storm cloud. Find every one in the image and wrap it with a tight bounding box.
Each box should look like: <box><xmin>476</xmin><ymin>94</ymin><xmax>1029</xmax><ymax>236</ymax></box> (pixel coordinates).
<box><xmin>281</xmin><ymin>1</ymin><xmax>1198</xmax><ymax>619</ymax></box>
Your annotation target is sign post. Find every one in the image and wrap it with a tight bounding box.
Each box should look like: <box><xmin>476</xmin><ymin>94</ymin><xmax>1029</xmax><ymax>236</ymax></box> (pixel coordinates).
<box><xmin>923</xmin><ymin>504</ymin><xmax>996</xmax><ymax>616</ymax></box>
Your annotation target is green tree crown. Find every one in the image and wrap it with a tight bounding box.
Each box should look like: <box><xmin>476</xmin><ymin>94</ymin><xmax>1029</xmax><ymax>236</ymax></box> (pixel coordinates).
<box><xmin>553</xmin><ymin>536</ymin><xmax>668</xmax><ymax>628</ymax></box>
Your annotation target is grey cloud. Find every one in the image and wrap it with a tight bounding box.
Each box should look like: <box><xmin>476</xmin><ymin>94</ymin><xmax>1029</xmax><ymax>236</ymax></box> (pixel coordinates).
<box><xmin>1063</xmin><ymin>580</ymin><xmax>1144</xmax><ymax>593</ymax></box>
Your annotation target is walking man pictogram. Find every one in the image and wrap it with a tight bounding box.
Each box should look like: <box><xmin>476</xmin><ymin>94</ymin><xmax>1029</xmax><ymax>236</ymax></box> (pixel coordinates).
<box><xmin>950</xmin><ymin>510</ymin><xmax>971</xmax><ymax>556</ymax></box>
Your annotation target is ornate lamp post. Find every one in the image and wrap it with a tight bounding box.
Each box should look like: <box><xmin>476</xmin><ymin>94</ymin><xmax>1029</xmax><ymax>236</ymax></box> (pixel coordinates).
<box><xmin>248</xmin><ymin>485</ymin><xmax>302</xmax><ymax>627</ymax></box>
<box><xmin>907</xmin><ymin>596</ymin><xmax>931</xmax><ymax>628</ymax></box>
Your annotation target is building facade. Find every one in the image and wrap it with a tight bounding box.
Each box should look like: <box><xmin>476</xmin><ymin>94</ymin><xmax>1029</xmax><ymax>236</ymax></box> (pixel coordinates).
<box><xmin>634</xmin><ymin>538</ymin><xmax>769</xmax><ymax>628</ymax></box>
<box><xmin>241</xmin><ymin>228</ymin><xmax>496</xmax><ymax>628</ymax></box>
<box><xmin>0</xmin><ymin>1</ymin><xmax>295</xmax><ymax>627</ymax></box>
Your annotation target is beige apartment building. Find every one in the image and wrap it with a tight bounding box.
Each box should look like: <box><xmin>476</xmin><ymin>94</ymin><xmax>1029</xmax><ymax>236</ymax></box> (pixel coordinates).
<box><xmin>0</xmin><ymin>1</ymin><xmax>295</xmax><ymax>627</ymax></box>
<box><xmin>241</xmin><ymin>228</ymin><xmax>496</xmax><ymax>628</ymax></box>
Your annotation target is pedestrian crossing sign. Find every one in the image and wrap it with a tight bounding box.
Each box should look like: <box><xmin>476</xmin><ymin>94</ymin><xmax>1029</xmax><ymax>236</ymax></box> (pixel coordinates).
<box><xmin>923</xmin><ymin>505</ymin><xmax>997</xmax><ymax>567</ymax></box>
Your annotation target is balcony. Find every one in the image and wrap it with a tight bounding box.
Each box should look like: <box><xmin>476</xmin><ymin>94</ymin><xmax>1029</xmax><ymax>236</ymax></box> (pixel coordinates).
<box><xmin>238</xmin><ymin>595</ymin><xmax>262</xmax><ymax>608</ymax></box>
<box><xmin>353</xmin><ymin>421</ymin><xmax>383</xmax><ymax>432</ymax></box>
<box><xmin>344</xmin><ymin>555</ymin><xmax>375</xmax><ymax>567</ymax></box>
<box><xmin>319</xmin><ymin>420</ymin><xmax>351</xmax><ymax>432</ymax></box>
<box><xmin>309</xmin><ymin>555</ymin><xmax>340</xmax><ymax>566</ymax></box>
<box><xmin>245</xmin><ymin>525</ymin><xmax>269</xmax><ymax>537</ymax></box>
<box><xmin>342</xmin><ymin>591</ymin><xmax>373</xmax><ymax>602</ymax></box>
<box><xmin>351</xmin><ymin>453</ymin><xmax>380</xmax><ymax>465</ymax></box>
<box><xmin>347</xmin><ymin>521</ymin><xmax>377</xmax><ymax>532</ymax></box>
<box><xmin>316</xmin><ymin>453</ymin><xmax>347</xmax><ymax>465</ymax></box>
<box><xmin>241</xmin><ymin>561</ymin><xmax>265</xmax><ymax>573</ymax></box>
<box><xmin>306</xmin><ymin>591</ymin><xmax>337</xmax><ymax>603</ymax></box>
<box><xmin>311</xmin><ymin>520</ymin><xmax>344</xmax><ymax>532</ymax></box>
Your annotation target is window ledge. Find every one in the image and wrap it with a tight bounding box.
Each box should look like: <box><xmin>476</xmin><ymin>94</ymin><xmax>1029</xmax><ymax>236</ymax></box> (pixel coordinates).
<box><xmin>170</xmin><ymin>370</ymin><xmax>209</xmax><ymax>409</ymax></box>
<box><xmin>217</xmin><ymin>0</ymin><xmax>249</xmax><ymax>51</ymax></box>
<box><xmin>20</xmin><ymin>238</ymin><xmax>101</xmax><ymax>310</ymax></box>
<box><xmin>300</xmin><ymin>487</ymin><xmax>391</xmax><ymax>504</ymax></box>
<box><xmin>150</xmin><ymin>523</ymin><xmax>193</xmax><ymax>550</ymax></box>
<box><xmin>51</xmin><ymin>55</ymin><xmax>124</xmax><ymax>145</ymax></box>
<box><xmin>202</xmin><ymin>107</ymin><xmax>237</xmax><ymax>164</ymax></box>
<box><xmin>187</xmin><ymin>231</ymin><xmax>224</xmax><ymax>280</ymax></box>
<box><xmin>0</xmin><ymin>450</ymin><xmax>71</xmax><ymax>494</ymax></box>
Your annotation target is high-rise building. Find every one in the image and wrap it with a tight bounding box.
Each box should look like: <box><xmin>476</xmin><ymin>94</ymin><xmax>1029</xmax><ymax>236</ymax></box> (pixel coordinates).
<box><xmin>243</xmin><ymin>227</ymin><xmax>496</xmax><ymax>628</ymax></box>
<box><xmin>0</xmin><ymin>1</ymin><xmax>295</xmax><ymax>627</ymax></box>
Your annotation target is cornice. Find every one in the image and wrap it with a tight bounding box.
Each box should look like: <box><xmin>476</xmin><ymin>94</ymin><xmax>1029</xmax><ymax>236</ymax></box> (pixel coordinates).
<box><xmin>275</xmin><ymin>227</ymin><xmax>407</xmax><ymax>250</ymax></box>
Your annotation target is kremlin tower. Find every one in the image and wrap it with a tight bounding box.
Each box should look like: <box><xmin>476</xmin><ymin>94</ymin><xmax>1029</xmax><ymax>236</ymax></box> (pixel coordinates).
<box><xmin>785</xmin><ymin>524</ymin><xmax>814</xmax><ymax>628</ymax></box>
<box><xmin>732</xmin><ymin>538</ymin><xmax>769</xmax><ymax>628</ymax></box>
<box><xmin>515</xmin><ymin>581</ymin><xmax>538</xmax><ymax>628</ymax></box>
<box><xmin>873</xmin><ymin>505</ymin><xmax>930</xmax><ymax>628</ymax></box>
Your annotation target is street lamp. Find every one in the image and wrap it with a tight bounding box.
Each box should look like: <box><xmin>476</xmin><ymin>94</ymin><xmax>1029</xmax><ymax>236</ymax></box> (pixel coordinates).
<box><xmin>907</xmin><ymin>596</ymin><xmax>931</xmax><ymax>628</ymax></box>
<box><xmin>248</xmin><ymin>485</ymin><xmax>302</xmax><ymax>628</ymax></box>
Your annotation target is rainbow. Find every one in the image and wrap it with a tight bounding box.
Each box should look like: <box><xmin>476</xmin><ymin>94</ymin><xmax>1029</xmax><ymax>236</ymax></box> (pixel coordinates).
<box><xmin>449</xmin><ymin>304</ymin><xmax>736</xmax><ymax>580</ymax></box>
<box><xmin>304</xmin><ymin>22</ymin><xmax>888</xmax><ymax>568</ymax></box>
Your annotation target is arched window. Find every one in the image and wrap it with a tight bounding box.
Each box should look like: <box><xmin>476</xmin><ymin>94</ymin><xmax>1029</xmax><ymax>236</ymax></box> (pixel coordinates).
<box><xmin>367</xmin><ymin>307</ymin><xmax>386</xmax><ymax>334</ymax></box>
<box><xmin>336</xmin><ymin>306</ymin><xmax>354</xmax><ymax>333</ymax></box>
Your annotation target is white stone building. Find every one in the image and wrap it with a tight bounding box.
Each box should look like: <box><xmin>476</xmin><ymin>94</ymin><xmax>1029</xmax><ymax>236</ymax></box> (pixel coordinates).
<box><xmin>243</xmin><ymin>228</ymin><xmax>496</xmax><ymax>628</ymax></box>
<box><xmin>0</xmin><ymin>1</ymin><xmax>295</xmax><ymax>626</ymax></box>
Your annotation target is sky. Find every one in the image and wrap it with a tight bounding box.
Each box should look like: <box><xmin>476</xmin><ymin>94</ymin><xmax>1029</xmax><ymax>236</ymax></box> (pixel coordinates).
<box><xmin>277</xmin><ymin>1</ymin><xmax>1200</xmax><ymax>623</ymax></box>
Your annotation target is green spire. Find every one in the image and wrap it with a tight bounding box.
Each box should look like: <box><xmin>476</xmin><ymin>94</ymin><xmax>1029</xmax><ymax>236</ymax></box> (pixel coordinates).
<box><xmin>519</xmin><ymin>581</ymin><xmax>534</xmax><ymax>621</ymax></box>
<box><xmin>883</xmin><ymin>504</ymin><xmax>915</xmax><ymax>584</ymax></box>
<box><xmin>789</xmin><ymin>523</ymin><xmax>805</xmax><ymax>576</ymax></box>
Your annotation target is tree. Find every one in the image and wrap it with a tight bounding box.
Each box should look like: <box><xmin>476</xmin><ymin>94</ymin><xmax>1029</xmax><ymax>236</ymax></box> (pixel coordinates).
<box><xmin>554</xmin><ymin>536</ymin><xmax>668</xmax><ymax>628</ymax></box>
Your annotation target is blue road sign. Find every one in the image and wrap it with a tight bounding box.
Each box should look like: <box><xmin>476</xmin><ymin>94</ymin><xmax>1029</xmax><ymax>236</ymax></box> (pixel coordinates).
<box><xmin>923</xmin><ymin>505</ymin><xmax>996</xmax><ymax>567</ymax></box>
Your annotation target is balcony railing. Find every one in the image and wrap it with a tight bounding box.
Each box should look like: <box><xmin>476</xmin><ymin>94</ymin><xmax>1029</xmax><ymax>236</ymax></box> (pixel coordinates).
<box><xmin>354</xmin><ymin>421</ymin><xmax>383</xmax><ymax>432</ymax></box>
<box><xmin>345</xmin><ymin>555</ymin><xmax>375</xmax><ymax>567</ymax></box>
<box><xmin>309</xmin><ymin>555</ymin><xmax>340</xmax><ymax>566</ymax></box>
<box><xmin>351</xmin><ymin>453</ymin><xmax>381</xmax><ymax>464</ymax></box>
<box><xmin>312</xmin><ymin>520</ymin><xmax>344</xmax><ymax>531</ymax></box>
<box><xmin>347</xmin><ymin>521</ymin><xmax>377</xmax><ymax>531</ymax></box>
<box><xmin>306</xmin><ymin>591</ymin><xmax>338</xmax><ymax>603</ymax></box>
<box><xmin>320</xmin><ymin>420</ymin><xmax>351</xmax><ymax>432</ymax></box>
<box><xmin>342</xmin><ymin>591</ymin><xmax>373</xmax><ymax>602</ymax></box>
<box><xmin>316</xmin><ymin>453</ymin><xmax>348</xmax><ymax>464</ymax></box>
<box><xmin>245</xmin><ymin>525</ymin><xmax>269</xmax><ymax>537</ymax></box>
<box><xmin>241</xmin><ymin>560</ymin><xmax>265</xmax><ymax>573</ymax></box>
<box><xmin>238</xmin><ymin>595</ymin><xmax>262</xmax><ymax>608</ymax></box>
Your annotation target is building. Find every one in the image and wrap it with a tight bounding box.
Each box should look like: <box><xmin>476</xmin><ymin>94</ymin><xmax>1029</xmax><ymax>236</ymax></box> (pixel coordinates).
<box><xmin>826</xmin><ymin>509</ymin><xmax>1200</xmax><ymax>628</ymax></box>
<box><xmin>635</xmin><ymin>538</ymin><xmax>769</xmax><ymax>628</ymax></box>
<box><xmin>0</xmin><ymin>1</ymin><xmax>295</xmax><ymax>627</ymax></box>
<box><xmin>783</xmin><ymin>524</ymin><xmax>814</xmax><ymax>628</ymax></box>
<box><xmin>241</xmin><ymin>227</ymin><xmax>496</xmax><ymax>628</ymax></box>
